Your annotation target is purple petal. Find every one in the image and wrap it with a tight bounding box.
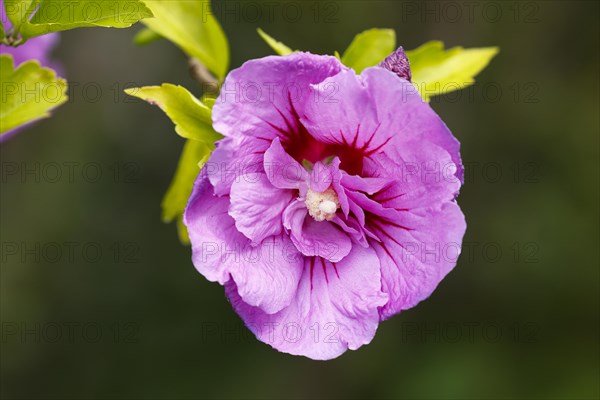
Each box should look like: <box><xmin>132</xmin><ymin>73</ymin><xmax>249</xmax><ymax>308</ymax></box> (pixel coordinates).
<box><xmin>225</xmin><ymin>245</ymin><xmax>388</xmax><ymax>360</ymax></box>
<box><xmin>302</xmin><ymin>69</ymin><xmax>401</xmax><ymax>159</ymax></box>
<box><xmin>205</xmin><ymin>136</ymin><xmax>264</xmax><ymax>196</ymax></box>
<box><xmin>349</xmin><ymin>141</ymin><xmax>465</xmax><ymax>319</ymax></box>
<box><xmin>212</xmin><ymin>52</ymin><xmax>345</xmax><ymax>143</ymax></box>
<box><xmin>184</xmin><ymin>175</ymin><xmax>303</xmax><ymax>314</ymax></box>
<box><xmin>372</xmin><ymin>201</ymin><xmax>466</xmax><ymax>320</ymax></box>
<box><xmin>283</xmin><ymin>200</ymin><xmax>352</xmax><ymax>262</ymax></box>
<box><xmin>310</xmin><ymin>161</ymin><xmax>334</xmax><ymax>192</ymax></box>
<box><xmin>303</xmin><ymin>67</ymin><xmax>463</xmax><ymax>182</ymax></box>
<box><xmin>229</xmin><ymin>172</ymin><xmax>294</xmax><ymax>244</ymax></box>
<box><xmin>263</xmin><ymin>137</ymin><xmax>309</xmax><ymax>189</ymax></box>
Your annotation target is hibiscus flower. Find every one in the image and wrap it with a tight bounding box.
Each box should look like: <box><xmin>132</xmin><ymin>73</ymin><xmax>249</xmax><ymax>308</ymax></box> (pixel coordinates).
<box><xmin>184</xmin><ymin>50</ymin><xmax>466</xmax><ymax>360</ymax></box>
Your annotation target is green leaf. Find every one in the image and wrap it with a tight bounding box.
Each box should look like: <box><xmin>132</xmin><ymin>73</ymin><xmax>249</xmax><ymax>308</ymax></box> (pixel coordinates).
<box><xmin>341</xmin><ymin>28</ymin><xmax>396</xmax><ymax>73</ymax></box>
<box><xmin>406</xmin><ymin>41</ymin><xmax>499</xmax><ymax>101</ymax></box>
<box><xmin>125</xmin><ymin>83</ymin><xmax>221</xmax><ymax>245</ymax></box>
<box><xmin>0</xmin><ymin>55</ymin><xmax>68</xmax><ymax>135</ymax></box>
<box><xmin>6</xmin><ymin>0</ymin><xmax>153</xmax><ymax>39</ymax></box>
<box><xmin>162</xmin><ymin>139</ymin><xmax>212</xmax><ymax>244</ymax></box>
<box><xmin>141</xmin><ymin>0</ymin><xmax>229</xmax><ymax>81</ymax></box>
<box><xmin>0</xmin><ymin>15</ymin><xmax>4</xmax><ymax>40</ymax></box>
<box><xmin>124</xmin><ymin>83</ymin><xmax>222</xmax><ymax>145</ymax></box>
<box><xmin>203</xmin><ymin>96</ymin><xmax>216</xmax><ymax>109</ymax></box>
<box><xmin>133</xmin><ymin>27</ymin><xmax>162</xmax><ymax>46</ymax></box>
<box><xmin>257</xmin><ymin>28</ymin><xmax>293</xmax><ymax>56</ymax></box>
<box><xmin>4</xmin><ymin>0</ymin><xmax>36</xmax><ymax>34</ymax></box>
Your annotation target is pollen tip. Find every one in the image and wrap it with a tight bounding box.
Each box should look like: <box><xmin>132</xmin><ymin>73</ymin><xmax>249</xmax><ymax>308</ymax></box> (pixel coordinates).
<box><xmin>319</xmin><ymin>200</ymin><xmax>337</xmax><ymax>214</ymax></box>
<box><xmin>305</xmin><ymin>188</ymin><xmax>340</xmax><ymax>222</ymax></box>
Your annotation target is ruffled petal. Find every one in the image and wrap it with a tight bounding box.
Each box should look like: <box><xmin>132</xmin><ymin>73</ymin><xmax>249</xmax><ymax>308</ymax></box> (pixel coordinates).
<box><xmin>184</xmin><ymin>175</ymin><xmax>302</xmax><ymax>314</ymax></box>
<box><xmin>369</xmin><ymin>201</ymin><xmax>466</xmax><ymax>320</ymax></box>
<box><xmin>345</xmin><ymin>140</ymin><xmax>465</xmax><ymax>319</ymax></box>
<box><xmin>226</xmin><ymin>246</ymin><xmax>388</xmax><ymax>360</ymax></box>
<box><xmin>212</xmin><ymin>53</ymin><xmax>344</xmax><ymax>143</ymax></box>
<box><xmin>229</xmin><ymin>173</ymin><xmax>294</xmax><ymax>244</ymax></box>
<box><xmin>369</xmin><ymin>139</ymin><xmax>462</xmax><ymax>208</ymax></box>
<box><xmin>310</xmin><ymin>161</ymin><xmax>334</xmax><ymax>192</ymax></box>
<box><xmin>283</xmin><ymin>200</ymin><xmax>352</xmax><ymax>262</ymax></box>
<box><xmin>205</xmin><ymin>136</ymin><xmax>265</xmax><ymax>197</ymax></box>
<box><xmin>302</xmin><ymin>67</ymin><xmax>463</xmax><ymax>181</ymax></box>
<box><xmin>302</xmin><ymin>68</ymin><xmax>424</xmax><ymax>155</ymax></box>
<box><xmin>264</xmin><ymin>137</ymin><xmax>309</xmax><ymax>190</ymax></box>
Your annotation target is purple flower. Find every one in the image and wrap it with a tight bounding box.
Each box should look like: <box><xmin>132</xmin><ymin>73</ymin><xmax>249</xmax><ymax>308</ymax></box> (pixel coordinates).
<box><xmin>184</xmin><ymin>52</ymin><xmax>466</xmax><ymax>360</ymax></box>
<box><xmin>1</xmin><ymin>0</ymin><xmax>62</xmax><ymax>141</ymax></box>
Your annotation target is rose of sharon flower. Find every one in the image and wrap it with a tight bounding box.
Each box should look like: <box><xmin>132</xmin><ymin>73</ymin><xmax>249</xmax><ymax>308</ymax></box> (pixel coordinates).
<box><xmin>184</xmin><ymin>51</ymin><xmax>466</xmax><ymax>360</ymax></box>
<box><xmin>1</xmin><ymin>0</ymin><xmax>62</xmax><ymax>141</ymax></box>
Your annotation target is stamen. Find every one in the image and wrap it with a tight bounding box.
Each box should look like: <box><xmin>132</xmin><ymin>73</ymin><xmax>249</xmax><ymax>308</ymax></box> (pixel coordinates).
<box><xmin>319</xmin><ymin>200</ymin><xmax>337</xmax><ymax>214</ymax></box>
<box><xmin>305</xmin><ymin>188</ymin><xmax>340</xmax><ymax>222</ymax></box>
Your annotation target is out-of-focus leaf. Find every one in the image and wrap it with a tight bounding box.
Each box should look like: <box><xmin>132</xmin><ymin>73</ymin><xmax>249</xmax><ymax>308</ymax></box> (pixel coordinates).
<box><xmin>0</xmin><ymin>55</ymin><xmax>67</xmax><ymax>134</ymax></box>
<box><xmin>124</xmin><ymin>83</ymin><xmax>221</xmax><ymax>144</ymax></box>
<box><xmin>341</xmin><ymin>28</ymin><xmax>396</xmax><ymax>73</ymax></box>
<box><xmin>257</xmin><ymin>28</ymin><xmax>293</xmax><ymax>55</ymax></box>
<box><xmin>141</xmin><ymin>0</ymin><xmax>229</xmax><ymax>80</ymax></box>
<box><xmin>133</xmin><ymin>27</ymin><xmax>162</xmax><ymax>46</ymax></box>
<box><xmin>5</xmin><ymin>0</ymin><xmax>152</xmax><ymax>39</ymax></box>
<box><xmin>162</xmin><ymin>139</ymin><xmax>211</xmax><ymax>244</ymax></box>
<box><xmin>406</xmin><ymin>41</ymin><xmax>499</xmax><ymax>101</ymax></box>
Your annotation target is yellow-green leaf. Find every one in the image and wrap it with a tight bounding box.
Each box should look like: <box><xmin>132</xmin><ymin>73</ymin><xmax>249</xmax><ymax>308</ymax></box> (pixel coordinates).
<box><xmin>125</xmin><ymin>83</ymin><xmax>222</xmax><ymax>245</ymax></box>
<box><xmin>257</xmin><ymin>28</ymin><xmax>293</xmax><ymax>56</ymax></box>
<box><xmin>0</xmin><ymin>55</ymin><xmax>68</xmax><ymax>134</ymax></box>
<box><xmin>341</xmin><ymin>28</ymin><xmax>396</xmax><ymax>73</ymax></box>
<box><xmin>4</xmin><ymin>0</ymin><xmax>36</xmax><ymax>34</ymax></box>
<box><xmin>124</xmin><ymin>83</ymin><xmax>221</xmax><ymax>145</ymax></box>
<box><xmin>162</xmin><ymin>139</ymin><xmax>212</xmax><ymax>244</ymax></box>
<box><xmin>6</xmin><ymin>0</ymin><xmax>153</xmax><ymax>39</ymax></box>
<box><xmin>406</xmin><ymin>41</ymin><xmax>499</xmax><ymax>101</ymax></box>
<box><xmin>142</xmin><ymin>0</ymin><xmax>229</xmax><ymax>81</ymax></box>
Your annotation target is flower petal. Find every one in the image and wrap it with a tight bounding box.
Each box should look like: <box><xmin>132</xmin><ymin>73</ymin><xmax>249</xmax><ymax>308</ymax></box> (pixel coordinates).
<box><xmin>229</xmin><ymin>172</ymin><xmax>294</xmax><ymax>244</ymax></box>
<box><xmin>310</xmin><ymin>161</ymin><xmax>334</xmax><ymax>192</ymax></box>
<box><xmin>345</xmin><ymin>139</ymin><xmax>465</xmax><ymax>319</ymax></box>
<box><xmin>212</xmin><ymin>53</ymin><xmax>344</xmax><ymax>143</ymax></box>
<box><xmin>283</xmin><ymin>200</ymin><xmax>352</xmax><ymax>262</ymax></box>
<box><xmin>302</xmin><ymin>68</ymin><xmax>411</xmax><ymax>156</ymax></box>
<box><xmin>370</xmin><ymin>201</ymin><xmax>466</xmax><ymax>320</ymax></box>
<box><xmin>303</xmin><ymin>67</ymin><xmax>463</xmax><ymax>181</ymax></box>
<box><xmin>205</xmin><ymin>136</ymin><xmax>265</xmax><ymax>197</ymax></box>
<box><xmin>184</xmin><ymin>175</ymin><xmax>303</xmax><ymax>314</ymax></box>
<box><xmin>263</xmin><ymin>137</ymin><xmax>309</xmax><ymax>189</ymax></box>
<box><xmin>225</xmin><ymin>246</ymin><xmax>388</xmax><ymax>360</ymax></box>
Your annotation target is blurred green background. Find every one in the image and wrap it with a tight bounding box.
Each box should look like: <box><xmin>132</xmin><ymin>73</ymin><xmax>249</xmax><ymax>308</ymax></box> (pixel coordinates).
<box><xmin>1</xmin><ymin>1</ymin><xmax>598</xmax><ymax>399</ymax></box>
